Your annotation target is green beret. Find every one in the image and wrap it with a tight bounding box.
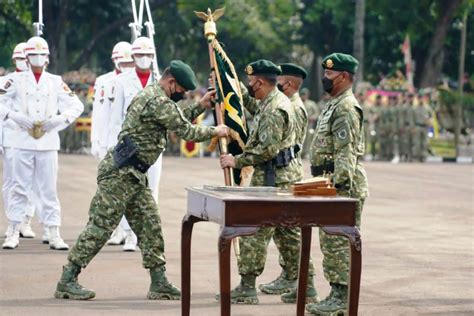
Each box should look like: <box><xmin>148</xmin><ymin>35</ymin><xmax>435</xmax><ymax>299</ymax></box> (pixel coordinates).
<box><xmin>279</xmin><ymin>63</ymin><xmax>307</xmax><ymax>79</ymax></box>
<box><xmin>245</xmin><ymin>59</ymin><xmax>281</xmax><ymax>77</ymax></box>
<box><xmin>322</xmin><ymin>53</ymin><xmax>359</xmax><ymax>74</ymax></box>
<box><xmin>170</xmin><ymin>60</ymin><xmax>197</xmax><ymax>90</ymax></box>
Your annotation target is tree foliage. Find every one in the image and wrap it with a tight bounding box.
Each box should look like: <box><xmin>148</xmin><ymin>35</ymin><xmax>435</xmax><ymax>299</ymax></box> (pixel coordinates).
<box><xmin>0</xmin><ymin>0</ymin><xmax>471</xmax><ymax>92</ymax></box>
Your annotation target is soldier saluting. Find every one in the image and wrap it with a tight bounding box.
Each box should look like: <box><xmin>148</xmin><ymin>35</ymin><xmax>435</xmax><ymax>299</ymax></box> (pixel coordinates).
<box><xmin>307</xmin><ymin>53</ymin><xmax>368</xmax><ymax>315</ymax></box>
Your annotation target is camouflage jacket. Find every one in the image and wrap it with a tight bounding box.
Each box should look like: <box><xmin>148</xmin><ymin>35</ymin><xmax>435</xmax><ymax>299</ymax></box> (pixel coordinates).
<box><xmin>309</xmin><ymin>88</ymin><xmax>368</xmax><ymax>199</ymax></box>
<box><xmin>236</xmin><ymin>87</ymin><xmax>297</xmax><ymax>186</ymax></box>
<box><xmin>290</xmin><ymin>93</ymin><xmax>308</xmax><ymax>181</ymax></box>
<box><xmin>98</xmin><ymin>84</ymin><xmax>215</xmax><ymax>181</ymax></box>
<box><xmin>413</xmin><ymin>104</ymin><xmax>433</xmax><ymax>126</ymax></box>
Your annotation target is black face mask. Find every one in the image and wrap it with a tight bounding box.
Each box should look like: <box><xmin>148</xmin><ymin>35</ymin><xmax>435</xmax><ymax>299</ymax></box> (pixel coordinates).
<box><xmin>322</xmin><ymin>73</ymin><xmax>343</xmax><ymax>93</ymax></box>
<box><xmin>246</xmin><ymin>82</ymin><xmax>256</xmax><ymax>98</ymax></box>
<box><xmin>170</xmin><ymin>83</ymin><xmax>185</xmax><ymax>102</ymax></box>
<box><xmin>277</xmin><ymin>82</ymin><xmax>287</xmax><ymax>93</ymax></box>
<box><xmin>170</xmin><ymin>91</ymin><xmax>185</xmax><ymax>102</ymax></box>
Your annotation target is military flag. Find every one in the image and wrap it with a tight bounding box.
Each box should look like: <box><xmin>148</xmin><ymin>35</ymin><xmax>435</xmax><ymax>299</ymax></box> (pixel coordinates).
<box><xmin>211</xmin><ymin>39</ymin><xmax>248</xmax><ymax>184</ymax></box>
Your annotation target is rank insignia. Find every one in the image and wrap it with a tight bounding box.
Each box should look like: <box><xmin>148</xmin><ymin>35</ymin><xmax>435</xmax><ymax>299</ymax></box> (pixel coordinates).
<box><xmin>4</xmin><ymin>80</ymin><xmax>12</xmax><ymax>89</ymax></box>
<box><xmin>245</xmin><ymin>65</ymin><xmax>253</xmax><ymax>75</ymax></box>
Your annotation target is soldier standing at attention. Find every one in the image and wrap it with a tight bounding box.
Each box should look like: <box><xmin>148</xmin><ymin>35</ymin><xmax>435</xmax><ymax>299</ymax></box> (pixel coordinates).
<box><xmin>0</xmin><ymin>37</ymin><xmax>84</xmax><ymax>250</ymax></box>
<box><xmin>1</xmin><ymin>42</ymin><xmax>40</xmax><ymax>240</ymax></box>
<box><xmin>412</xmin><ymin>93</ymin><xmax>433</xmax><ymax>162</ymax></box>
<box><xmin>54</xmin><ymin>60</ymin><xmax>228</xmax><ymax>300</ymax></box>
<box><xmin>220</xmin><ymin>60</ymin><xmax>300</xmax><ymax>304</ymax></box>
<box><xmin>269</xmin><ymin>63</ymin><xmax>318</xmax><ymax>303</ymax></box>
<box><xmin>307</xmin><ymin>53</ymin><xmax>368</xmax><ymax>315</ymax></box>
<box><xmin>300</xmin><ymin>88</ymin><xmax>319</xmax><ymax>159</ymax></box>
<box><xmin>369</xmin><ymin>94</ymin><xmax>383</xmax><ymax>160</ymax></box>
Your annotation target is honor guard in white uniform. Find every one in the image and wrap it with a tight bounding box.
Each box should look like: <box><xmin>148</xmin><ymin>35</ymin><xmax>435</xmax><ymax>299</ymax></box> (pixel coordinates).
<box><xmin>106</xmin><ymin>37</ymin><xmax>162</xmax><ymax>251</ymax></box>
<box><xmin>90</xmin><ymin>42</ymin><xmax>134</xmax><ymax>160</ymax></box>
<box><xmin>0</xmin><ymin>37</ymin><xmax>83</xmax><ymax>250</ymax></box>
<box><xmin>2</xmin><ymin>43</ymin><xmax>42</xmax><ymax>241</ymax></box>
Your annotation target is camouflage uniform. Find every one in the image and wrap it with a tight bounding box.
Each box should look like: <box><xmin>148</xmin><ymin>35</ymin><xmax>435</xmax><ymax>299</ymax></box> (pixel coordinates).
<box><xmin>60</xmin><ymin>84</ymin><xmax>215</xmax><ymax>299</ymax></box>
<box><xmin>369</xmin><ymin>104</ymin><xmax>382</xmax><ymax>159</ymax></box>
<box><xmin>412</xmin><ymin>104</ymin><xmax>432</xmax><ymax>162</ymax></box>
<box><xmin>233</xmin><ymin>88</ymin><xmax>309</xmax><ymax>294</ymax></box>
<box><xmin>291</xmin><ymin>93</ymin><xmax>308</xmax><ymax>181</ymax></box>
<box><xmin>302</xmin><ymin>98</ymin><xmax>320</xmax><ymax>158</ymax></box>
<box><xmin>379</xmin><ymin>105</ymin><xmax>395</xmax><ymax>160</ymax></box>
<box><xmin>397</xmin><ymin>101</ymin><xmax>413</xmax><ymax>161</ymax></box>
<box><xmin>308</xmin><ymin>88</ymin><xmax>368</xmax><ymax>312</ymax></box>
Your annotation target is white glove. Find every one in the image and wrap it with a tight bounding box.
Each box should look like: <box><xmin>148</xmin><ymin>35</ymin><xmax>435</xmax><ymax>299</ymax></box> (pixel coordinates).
<box><xmin>7</xmin><ymin>111</ymin><xmax>33</xmax><ymax>130</ymax></box>
<box><xmin>42</xmin><ymin>114</ymin><xmax>67</xmax><ymax>133</ymax></box>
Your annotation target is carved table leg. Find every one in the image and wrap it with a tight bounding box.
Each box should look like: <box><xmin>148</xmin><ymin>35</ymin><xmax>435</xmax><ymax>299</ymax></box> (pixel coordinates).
<box><xmin>296</xmin><ymin>226</ymin><xmax>312</xmax><ymax>316</ymax></box>
<box><xmin>218</xmin><ymin>226</ymin><xmax>259</xmax><ymax>316</ymax></box>
<box><xmin>181</xmin><ymin>214</ymin><xmax>206</xmax><ymax>316</ymax></box>
<box><xmin>321</xmin><ymin>226</ymin><xmax>362</xmax><ymax>316</ymax></box>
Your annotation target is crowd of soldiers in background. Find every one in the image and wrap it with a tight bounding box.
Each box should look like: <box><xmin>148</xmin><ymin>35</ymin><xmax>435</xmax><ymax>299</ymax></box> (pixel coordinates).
<box><xmin>3</xmin><ymin>66</ymin><xmax>436</xmax><ymax>162</ymax></box>
<box><xmin>358</xmin><ymin>91</ymin><xmax>434</xmax><ymax>162</ymax></box>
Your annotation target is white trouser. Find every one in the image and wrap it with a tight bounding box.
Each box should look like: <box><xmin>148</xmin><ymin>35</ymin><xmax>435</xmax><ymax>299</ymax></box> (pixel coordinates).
<box><xmin>8</xmin><ymin>149</ymin><xmax>61</xmax><ymax>226</ymax></box>
<box><xmin>119</xmin><ymin>154</ymin><xmax>162</xmax><ymax>231</ymax></box>
<box><xmin>2</xmin><ymin>148</ymin><xmax>39</xmax><ymax>221</ymax></box>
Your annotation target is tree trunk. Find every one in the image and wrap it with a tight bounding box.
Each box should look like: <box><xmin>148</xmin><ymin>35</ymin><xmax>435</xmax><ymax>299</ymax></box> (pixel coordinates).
<box><xmin>418</xmin><ymin>0</ymin><xmax>463</xmax><ymax>88</ymax></box>
<box><xmin>353</xmin><ymin>0</ymin><xmax>365</xmax><ymax>88</ymax></box>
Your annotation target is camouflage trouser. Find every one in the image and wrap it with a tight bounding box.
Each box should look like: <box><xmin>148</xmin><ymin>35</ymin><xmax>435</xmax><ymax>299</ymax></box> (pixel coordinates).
<box><xmin>238</xmin><ymin>178</ymin><xmax>315</xmax><ymax>279</ymax></box>
<box><xmin>412</xmin><ymin>127</ymin><xmax>428</xmax><ymax>160</ymax></box>
<box><xmin>238</xmin><ymin>226</ymin><xmax>315</xmax><ymax>279</ymax></box>
<box><xmin>398</xmin><ymin>129</ymin><xmax>411</xmax><ymax>159</ymax></box>
<box><xmin>319</xmin><ymin>199</ymin><xmax>364</xmax><ymax>285</ymax></box>
<box><xmin>68</xmin><ymin>168</ymin><xmax>166</xmax><ymax>269</ymax></box>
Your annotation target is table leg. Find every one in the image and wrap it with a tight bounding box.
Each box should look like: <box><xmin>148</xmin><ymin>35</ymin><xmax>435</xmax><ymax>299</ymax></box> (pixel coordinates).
<box><xmin>218</xmin><ymin>226</ymin><xmax>259</xmax><ymax>316</ymax></box>
<box><xmin>296</xmin><ymin>226</ymin><xmax>312</xmax><ymax>316</ymax></box>
<box><xmin>321</xmin><ymin>226</ymin><xmax>362</xmax><ymax>316</ymax></box>
<box><xmin>181</xmin><ymin>214</ymin><xmax>205</xmax><ymax>316</ymax></box>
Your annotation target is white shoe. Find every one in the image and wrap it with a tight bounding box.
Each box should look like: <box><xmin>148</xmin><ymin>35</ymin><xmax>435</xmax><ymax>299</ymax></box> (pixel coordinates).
<box><xmin>48</xmin><ymin>226</ymin><xmax>69</xmax><ymax>250</ymax></box>
<box><xmin>19</xmin><ymin>216</ymin><xmax>36</xmax><ymax>238</ymax></box>
<box><xmin>4</xmin><ymin>225</ymin><xmax>13</xmax><ymax>238</ymax></box>
<box><xmin>2</xmin><ymin>224</ymin><xmax>20</xmax><ymax>249</ymax></box>
<box><xmin>122</xmin><ymin>230</ymin><xmax>137</xmax><ymax>252</ymax></box>
<box><xmin>42</xmin><ymin>226</ymin><xmax>50</xmax><ymax>244</ymax></box>
<box><xmin>107</xmin><ymin>227</ymin><xmax>126</xmax><ymax>245</ymax></box>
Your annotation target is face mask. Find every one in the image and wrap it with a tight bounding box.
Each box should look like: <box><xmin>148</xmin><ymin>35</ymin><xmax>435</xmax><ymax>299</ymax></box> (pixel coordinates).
<box><xmin>15</xmin><ymin>59</ymin><xmax>29</xmax><ymax>71</ymax></box>
<box><xmin>135</xmin><ymin>56</ymin><xmax>152</xmax><ymax>70</ymax></box>
<box><xmin>322</xmin><ymin>73</ymin><xmax>343</xmax><ymax>93</ymax></box>
<box><xmin>28</xmin><ymin>55</ymin><xmax>47</xmax><ymax>67</ymax></box>
<box><xmin>169</xmin><ymin>83</ymin><xmax>185</xmax><ymax>102</ymax></box>
<box><xmin>277</xmin><ymin>82</ymin><xmax>288</xmax><ymax>93</ymax></box>
<box><xmin>121</xmin><ymin>66</ymin><xmax>135</xmax><ymax>74</ymax></box>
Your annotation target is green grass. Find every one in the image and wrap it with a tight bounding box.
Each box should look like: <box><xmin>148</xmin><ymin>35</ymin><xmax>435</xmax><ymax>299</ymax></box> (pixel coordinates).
<box><xmin>430</xmin><ymin>139</ymin><xmax>456</xmax><ymax>157</ymax></box>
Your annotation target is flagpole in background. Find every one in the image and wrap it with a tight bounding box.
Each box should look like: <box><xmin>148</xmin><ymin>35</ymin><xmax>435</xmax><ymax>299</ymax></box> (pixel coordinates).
<box><xmin>195</xmin><ymin>8</ymin><xmax>232</xmax><ymax>186</ymax></box>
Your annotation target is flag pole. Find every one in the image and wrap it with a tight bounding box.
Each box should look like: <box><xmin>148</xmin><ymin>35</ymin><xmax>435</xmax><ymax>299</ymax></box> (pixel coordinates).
<box><xmin>195</xmin><ymin>8</ymin><xmax>232</xmax><ymax>186</ymax></box>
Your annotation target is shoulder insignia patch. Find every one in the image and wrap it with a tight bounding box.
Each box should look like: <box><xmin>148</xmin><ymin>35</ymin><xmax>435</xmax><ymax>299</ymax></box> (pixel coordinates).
<box><xmin>337</xmin><ymin>128</ymin><xmax>347</xmax><ymax>140</ymax></box>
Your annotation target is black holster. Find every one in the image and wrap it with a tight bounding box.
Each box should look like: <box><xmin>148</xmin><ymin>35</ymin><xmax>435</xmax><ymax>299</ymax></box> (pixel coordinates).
<box><xmin>113</xmin><ymin>135</ymin><xmax>150</xmax><ymax>173</ymax></box>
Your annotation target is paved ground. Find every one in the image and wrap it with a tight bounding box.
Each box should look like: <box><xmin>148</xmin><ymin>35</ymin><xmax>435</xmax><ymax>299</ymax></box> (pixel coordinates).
<box><xmin>0</xmin><ymin>155</ymin><xmax>473</xmax><ymax>316</ymax></box>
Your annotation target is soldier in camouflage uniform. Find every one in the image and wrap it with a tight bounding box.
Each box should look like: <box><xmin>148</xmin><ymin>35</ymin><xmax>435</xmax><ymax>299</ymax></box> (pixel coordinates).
<box><xmin>369</xmin><ymin>95</ymin><xmax>382</xmax><ymax>160</ymax></box>
<box><xmin>54</xmin><ymin>60</ymin><xmax>228</xmax><ymax>300</ymax></box>
<box><xmin>219</xmin><ymin>60</ymin><xmax>300</xmax><ymax>304</ymax></box>
<box><xmin>301</xmin><ymin>88</ymin><xmax>320</xmax><ymax>159</ymax></box>
<box><xmin>412</xmin><ymin>94</ymin><xmax>433</xmax><ymax>162</ymax></box>
<box><xmin>307</xmin><ymin>53</ymin><xmax>369</xmax><ymax>315</ymax></box>
<box><xmin>269</xmin><ymin>63</ymin><xmax>318</xmax><ymax>303</ymax></box>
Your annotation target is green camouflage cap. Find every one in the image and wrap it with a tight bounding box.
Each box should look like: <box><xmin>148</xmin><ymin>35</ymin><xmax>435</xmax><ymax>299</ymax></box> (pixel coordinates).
<box><xmin>170</xmin><ymin>60</ymin><xmax>198</xmax><ymax>90</ymax></box>
<box><xmin>279</xmin><ymin>63</ymin><xmax>307</xmax><ymax>79</ymax></box>
<box><xmin>245</xmin><ymin>59</ymin><xmax>281</xmax><ymax>77</ymax></box>
<box><xmin>322</xmin><ymin>53</ymin><xmax>359</xmax><ymax>74</ymax></box>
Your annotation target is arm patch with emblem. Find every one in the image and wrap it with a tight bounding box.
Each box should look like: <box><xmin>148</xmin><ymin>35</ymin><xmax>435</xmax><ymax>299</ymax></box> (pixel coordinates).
<box><xmin>331</xmin><ymin>116</ymin><xmax>352</xmax><ymax>148</ymax></box>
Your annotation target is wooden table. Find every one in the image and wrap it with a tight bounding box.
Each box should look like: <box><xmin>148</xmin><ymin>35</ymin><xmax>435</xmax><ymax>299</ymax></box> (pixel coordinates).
<box><xmin>181</xmin><ymin>186</ymin><xmax>361</xmax><ymax>316</ymax></box>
